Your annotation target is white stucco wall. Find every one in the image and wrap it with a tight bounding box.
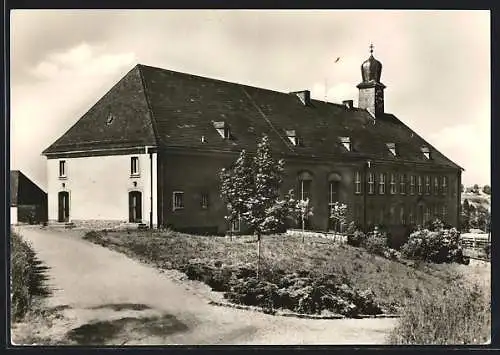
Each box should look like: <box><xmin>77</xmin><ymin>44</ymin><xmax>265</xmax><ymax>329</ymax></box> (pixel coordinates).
<box><xmin>47</xmin><ymin>152</ymin><xmax>158</xmax><ymax>226</ymax></box>
<box><xmin>11</xmin><ymin>207</ymin><xmax>18</xmax><ymax>225</ymax></box>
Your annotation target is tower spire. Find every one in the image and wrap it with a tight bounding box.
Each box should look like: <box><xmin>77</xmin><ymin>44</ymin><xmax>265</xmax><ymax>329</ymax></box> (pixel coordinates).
<box><xmin>369</xmin><ymin>43</ymin><xmax>374</xmax><ymax>55</ymax></box>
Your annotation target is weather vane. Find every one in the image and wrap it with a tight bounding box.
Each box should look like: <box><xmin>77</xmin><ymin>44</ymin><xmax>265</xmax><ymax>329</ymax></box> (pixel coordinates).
<box><xmin>369</xmin><ymin>43</ymin><xmax>374</xmax><ymax>54</ymax></box>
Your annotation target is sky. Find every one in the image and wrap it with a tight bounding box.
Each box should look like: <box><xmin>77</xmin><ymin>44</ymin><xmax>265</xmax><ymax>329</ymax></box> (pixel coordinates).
<box><xmin>10</xmin><ymin>10</ymin><xmax>490</xmax><ymax>190</ymax></box>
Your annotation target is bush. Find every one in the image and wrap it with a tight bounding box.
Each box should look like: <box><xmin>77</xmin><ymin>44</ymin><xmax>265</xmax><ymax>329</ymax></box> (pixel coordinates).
<box><xmin>11</xmin><ymin>231</ymin><xmax>51</xmax><ymax>321</ymax></box>
<box><xmin>362</xmin><ymin>230</ymin><xmax>389</xmax><ymax>257</ymax></box>
<box><xmin>400</xmin><ymin>227</ymin><xmax>466</xmax><ymax>264</ymax></box>
<box><xmin>388</xmin><ymin>281</ymin><xmax>490</xmax><ymax>344</ymax></box>
<box><xmin>347</xmin><ymin>230</ymin><xmax>365</xmax><ymax>247</ymax></box>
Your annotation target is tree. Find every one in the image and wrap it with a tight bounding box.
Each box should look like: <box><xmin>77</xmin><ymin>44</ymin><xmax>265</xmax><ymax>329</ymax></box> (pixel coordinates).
<box><xmin>329</xmin><ymin>201</ymin><xmax>347</xmax><ymax>234</ymax></box>
<box><xmin>461</xmin><ymin>199</ymin><xmax>471</xmax><ymax>232</ymax></box>
<box><xmin>473</xmin><ymin>184</ymin><xmax>480</xmax><ymax>194</ymax></box>
<box><xmin>297</xmin><ymin>198</ymin><xmax>314</xmax><ymax>242</ymax></box>
<box><xmin>461</xmin><ymin>184</ymin><xmax>465</xmax><ymax>193</ymax></box>
<box><xmin>482</xmin><ymin>185</ymin><xmax>491</xmax><ymax>195</ymax></box>
<box><xmin>220</xmin><ymin>135</ymin><xmax>298</xmax><ymax>278</ymax></box>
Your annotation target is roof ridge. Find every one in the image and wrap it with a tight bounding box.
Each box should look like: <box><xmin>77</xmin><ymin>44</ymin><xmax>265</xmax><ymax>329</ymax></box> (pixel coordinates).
<box><xmin>136</xmin><ymin>63</ymin><xmax>353</xmax><ymax>107</ymax></box>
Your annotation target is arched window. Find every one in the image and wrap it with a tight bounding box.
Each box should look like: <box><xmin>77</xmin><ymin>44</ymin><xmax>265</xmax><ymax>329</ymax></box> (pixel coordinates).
<box><xmin>298</xmin><ymin>171</ymin><xmax>313</xmax><ymax>201</ymax></box>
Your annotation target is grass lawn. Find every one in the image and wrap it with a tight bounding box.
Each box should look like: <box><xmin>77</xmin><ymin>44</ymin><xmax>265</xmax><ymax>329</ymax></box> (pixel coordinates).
<box><xmin>83</xmin><ymin>229</ymin><xmax>466</xmax><ymax>315</ymax></box>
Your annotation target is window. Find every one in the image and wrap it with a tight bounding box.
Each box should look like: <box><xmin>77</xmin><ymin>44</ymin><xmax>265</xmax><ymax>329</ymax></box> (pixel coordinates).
<box><xmin>368</xmin><ymin>172</ymin><xmax>375</xmax><ymax>194</ymax></box>
<box><xmin>442</xmin><ymin>205</ymin><xmax>448</xmax><ymax>221</ymax></box>
<box><xmin>390</xmin><ymin>173</ymin><xmax>397</xmax><ymax>194</ymax></box>
<box><xmin>410</xmin><ymin>175</ymin><xmax>416</xmax><ymax>195</ymax></box>
<box><xmin>299</xmin><ymin>179</ymin><xmax>312</xmax><ymax>201</ymax></box>
<box><xmin>214</xmin><ymin>121</ymin><xmax>230</xmax><ymax>139</ymax></box>
<box><xmin>354</xmin><ymin>171</ymin><xmax>361</xmax><ymax>194</ymax></box>
<box><xmin>173</xmin><ymin>191</ymin><xmax>184</xmax><ymax>210</ymax></box>
<box><xmin>433</xmin><ymin>177</ymin><xmax>439</xmax><ymax>195</ymax></box>
<box><xmin>131</xmin><ymin>157</ymin><xmax>139</xmax><ymax>176</ymax></box>
<box><xmin>286</xmin><ymin>130</ymin><xmax>298</xmax><ymax>146</ymax></box>
<box><xmin>400</xmin><ymin>174</ymin><xmax>406</xmax><ymax>194</ymax></box>
<box><xmin>379</xmin><ymin>173</ymin><xmax>386</xmax><ymax>194</ymax></box>
<box><xmin>421</xmin><ymin>146</ymin><xmax>430</xmax><ymax>160</ymax></box>
<box><xmin>425</xmin><ymin>176</ymin><xmax>431</xmax><ymax>195</ymax></box>
<box><xmin>59</xmin><ymin>160</ymin><xmax>66</xmax><ymax>178</ymax></box>
<box><xmin>340</xmin><ymin>137</ymin><xmax>351</xmax><ymax>151</ymax></box>
<box><xmin>231</xmin><ymin>216</ymin><xmax>241</xmax><ymax>232</ymax></box>
<box><xmin>424</xmin><ymin>206</ymin><xmax>431</xmax><ymax>224</ymax></box>
<box><xmin>417</xmin><ymin>176</ymin><xmax>423</xmax><ymax>195</ymax></box>
<box><xmin>201</xmin><ymin>192</ymin><xmax>209</xmax><ymax>209</ymax></box>
<box><xmin>400</xmin><ymin>206</ymin><xmax>406</xmax><ymax>224</ymax></box>
<box><xmin>390</xmin><ymin>206</ymin><xmax>396</xmax><ymax>224</ymax></box>
<box><xmin>409</xmin><ymin>207</ymin><xmax>415</xmax><ymax>224</ymax></box>
<box><xmin>386</xmin><ymin>143</ymin><xmax>396</xmax><ymax>157</ymax></box>
<box><xmin>328</xmin><ymin>181</ymin><xmax>339</xmax><ymax>205</ymax></box>
<box><xmin>442</xmin><ymin>176</ymin><xmax>448</xmax><ymax>195</ymax></box>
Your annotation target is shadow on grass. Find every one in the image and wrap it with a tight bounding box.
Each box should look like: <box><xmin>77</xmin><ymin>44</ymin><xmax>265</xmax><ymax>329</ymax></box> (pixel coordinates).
<box><xmin>66</xmin><ymin>314</ymin><xmax>189</xmax><ymax>345</ymax></box>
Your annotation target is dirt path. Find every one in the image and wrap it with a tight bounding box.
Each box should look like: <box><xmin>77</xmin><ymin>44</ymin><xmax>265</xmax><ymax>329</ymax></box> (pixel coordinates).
<box><xmin>12</xmin><ymin>226</ymin><xmax>396</xmax><ymax>345</ymax></box>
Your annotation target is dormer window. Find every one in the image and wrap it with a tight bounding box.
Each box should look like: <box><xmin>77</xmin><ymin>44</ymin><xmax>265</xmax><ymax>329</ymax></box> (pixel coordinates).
<box><xmin>421</xmin><ymin>146</ymin><xmax>431</xmax><ymax>160</ymax></box>
<box><xmin>339</xmin><ymin>137</ymin><xmax>351</xmax><ymax>151</ymax></box>
<box><xmin>286</xmin><ymin>130</ymin><xmax>298</xmax><ymax>146</ymax></box>
<box><xmin>213</xmin><ymin>121</ymin><xmax>230</xmax><ymax>139</ymax></box>
<box><xmin>386</xmin><ymin>143</ymin><xmax>397</xmax><ymax>157</ymax></box>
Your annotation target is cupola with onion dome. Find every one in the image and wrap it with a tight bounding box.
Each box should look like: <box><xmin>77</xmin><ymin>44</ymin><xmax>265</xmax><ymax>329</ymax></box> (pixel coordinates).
<box><xmin>357</xmin><ymin>44</ymin><xmax>386</xmax><ymax>119</ymax></box>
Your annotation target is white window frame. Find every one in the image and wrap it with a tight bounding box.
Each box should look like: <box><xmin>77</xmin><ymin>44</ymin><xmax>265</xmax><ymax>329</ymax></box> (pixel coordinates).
<box><xmin>418</xmin><ymin>176</ymin><xmax>423</xmax><ymax>195</ymax></box>
<box><xmin>410</xmin><ymin>175</ymin><xmax>416</xmax><ymax>195</ymax></box>
<box><xmin>424</xmin><ymin>207</ymin><xmax>431</xmax><ymax>224</ymax></box>
<box><xmin>379</xmin><ymin>173</ymin><xmax>386</xmax><ymax>195</ymax></box>
<box><xmin>442</xmin><ymin>176</ymin><xmax>448</xmax><ymax>195</ymax></box>
<box><xmin>173</xmin><ymin>191</ymin><xmax>184</xmax><ymax>211</ymax></box>
<box><xmin>340</xmin><ymin>137</ymin><xmax>351</xmax><ymax>151</ymax></box>
<box><xmin>354</xmin><ymin>171</ymin><xmax>361</xmax><ymax>194</ymax></box>
<box><xmin>59</xmin><ymin>160</ymin><xmax>67</xmax><ymax>178</ymax></box>
<box><xmin>400</xmin><ymin>174</ymin><xmax>406</xmax><ymax>195</ymax></box>
<box><xmin>328</xmin><ymin>181</ymin><xmax>339</xmax><ymax>205</ymax></box>
<box><xmin>433</xmin><ymin>176</ymin><xmax>439</xmax><ymax>195</ymax></box>
<box><xmin>425</xmin><ymin>176</ymin><xmax>431</xmax><ymax>195</ymax></box>
<box><xmin>368</xmin><ymin>172</ymin><xmax>375</xmax><ymax>194</ymax></box>
<box><xmin>442</xmin><ymin>205</ymin><xmax>448</xmax><ymax>221</ymax></box>
<box><xmin>390</xmin><ymin>173</ymin><xmax>397</xmax><ymax>194</ymax></box>
<box><xmin>130</xmin><ymin>156</ymin><xmax>140</xmax><ymax>176</ymax></box>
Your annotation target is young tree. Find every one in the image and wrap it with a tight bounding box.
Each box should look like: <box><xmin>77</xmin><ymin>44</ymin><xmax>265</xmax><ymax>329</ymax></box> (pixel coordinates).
<box><xmin>329</xmin><ymin>201</ymin><xmax>347</xmax><ymax>234</ymax></box>
<box><xmin>220</xmin><ymin>135</ymin><xmax>298</xmax><ymax>278</ymax></box>
<box><xmin>297</xmin><ymin>198</ymin><xmax>314</xmax><ymax>242</ymax></box>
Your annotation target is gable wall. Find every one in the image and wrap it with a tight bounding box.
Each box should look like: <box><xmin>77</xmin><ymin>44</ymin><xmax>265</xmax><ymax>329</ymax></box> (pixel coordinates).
<box><xmin>47</xmin><ymin>152</ymin><xmax>157</xmax><ymax>227</ymax></box>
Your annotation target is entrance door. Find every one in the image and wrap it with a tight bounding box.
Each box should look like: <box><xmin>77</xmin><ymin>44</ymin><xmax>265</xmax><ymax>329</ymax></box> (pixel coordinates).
<box><xmin>58</xmin><ymin>191</ymin><xmax>69</xmax><ymax>222</ymax></box>
<box><xmin>129</xmin><ymin>191</ymin><xmax>142</xmax><ymax>223</ymax></box>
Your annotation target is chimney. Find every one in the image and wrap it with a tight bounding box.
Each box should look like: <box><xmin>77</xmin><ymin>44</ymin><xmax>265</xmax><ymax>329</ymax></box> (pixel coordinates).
<box><xmin>342</xmin><ymin>100</ymin><xmax>354</xmax><ymax>109</ymax></box>
<box><xmin>290</xmin><ymin>90</ymin><xmax>311</xmax><ymax>106</ymax></box>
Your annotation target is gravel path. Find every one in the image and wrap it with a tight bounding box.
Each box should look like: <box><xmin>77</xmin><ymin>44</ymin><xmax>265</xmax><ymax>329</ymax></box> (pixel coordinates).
<box><xmin>13</xmin><ymin>225</ymin><xmax>397</xmax><ymax>345</ymax></box>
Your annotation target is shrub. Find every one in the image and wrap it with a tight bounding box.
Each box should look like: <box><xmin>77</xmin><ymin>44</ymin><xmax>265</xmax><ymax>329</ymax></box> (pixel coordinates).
<box><xmin>400</xmin><ymin>227</ymin><xmax>466</xmax><ymax>264</ymax></box>
<box><xmin>362</xmin><ymin>232</ymin><xmax>389</xmax><ymax>256</ymax></box>
<box><xmin>388</xmin><ymin>281</ymin><xmax>490</xmax><ymax>344</ymax></box>
<box><xmin>347</xmin><ymin>230</ymin><xmax>365</xmax><ymax>247</ymax></box>
<box><xmin>11</xmin><ymin>231</ymin><xmax>51</xmax><ymax>321</ymax></box>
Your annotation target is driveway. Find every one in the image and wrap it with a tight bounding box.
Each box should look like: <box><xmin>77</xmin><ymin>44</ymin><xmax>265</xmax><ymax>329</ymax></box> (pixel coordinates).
<box><xmin>13</xmin><ymin>226</ymin><xmax>397</xmax><ymax>345</ymax></box>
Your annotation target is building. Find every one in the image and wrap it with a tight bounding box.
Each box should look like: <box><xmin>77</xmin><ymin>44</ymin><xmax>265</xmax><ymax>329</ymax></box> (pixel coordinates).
<box><xmin>42</xmin><ymin>48</ymin><xmax>462</xmax><ymax>236</ymax></box>
<box><xmin>10</xmin><ymin>170</ymin><xmax>48</xmax><ymax>225</ymax></box>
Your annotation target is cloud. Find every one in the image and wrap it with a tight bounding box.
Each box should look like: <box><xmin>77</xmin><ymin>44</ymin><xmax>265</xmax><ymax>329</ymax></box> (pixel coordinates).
<box><xmin>29</xmin><ymin>42</ymin><xmax>136</xmax><ymax>80</ymax></box>
<box><xmin>429</xmin><ymin>122</ymin><xmax>490</xmax><ymax>186</ymax></box>
<box><xmin>11</xmin><ymin>43</ymin><xmax>138</xmax><ymax>189</ymax></box>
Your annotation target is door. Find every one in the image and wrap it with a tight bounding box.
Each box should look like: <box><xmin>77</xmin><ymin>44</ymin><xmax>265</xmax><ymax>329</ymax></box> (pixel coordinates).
<box><xmin>58</xmin><ymin>191</ymin><xmax>69</xmax><ymax>222</ymax></box>
<box><xmin>129</xmin><ymin>191</ymin><xmax>142</xmax><ymax>223</ymax></box>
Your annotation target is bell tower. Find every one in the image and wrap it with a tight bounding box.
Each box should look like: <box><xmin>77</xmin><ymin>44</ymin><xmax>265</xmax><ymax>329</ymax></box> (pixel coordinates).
<box><xmin>357</xmin><ymin>44</ymin><xmax>385</xmax><ymax>118</ymax></box>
